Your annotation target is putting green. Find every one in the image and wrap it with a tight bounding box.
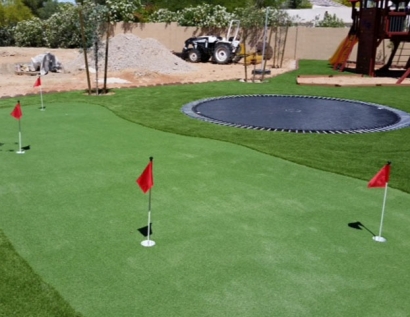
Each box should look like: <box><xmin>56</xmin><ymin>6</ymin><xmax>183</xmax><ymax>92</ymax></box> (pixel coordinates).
<box><xmin>1</xmin><ymin>102</ymin><xmax>409</xmax><ymax>317</ymax></box>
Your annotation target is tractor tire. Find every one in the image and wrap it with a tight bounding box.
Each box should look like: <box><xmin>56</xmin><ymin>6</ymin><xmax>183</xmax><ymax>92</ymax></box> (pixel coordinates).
<box><xmin>187</xmin><ymin>48</ymin><xmax>201</xmax><ymax>63</ymax></box>
<box><xmin>213</xmin><ymin>43</ymin><xmax>232</xmax><ymax>64</ymax></box>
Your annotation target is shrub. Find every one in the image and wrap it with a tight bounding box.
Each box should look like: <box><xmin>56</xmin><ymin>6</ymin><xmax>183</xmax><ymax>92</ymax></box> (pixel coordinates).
<box><xmin>148</xmin><ymin>8</ymin><xmax>179</xmax><ymax>24</ymax></box>
<box><xmin>150</xmin><ymin>4</ymin><xmax>291</xmax><ymax>28</ymax></box>
<box><xmin>149</xmin><ymin>4</ymin><xmax>235</xmax><ymax>27</ymax></box>
<box><xmin>13</xmin><ymin>17</ymin><xmax>47</xmax><ymax>47</ymax></box>
<box><xmin>13</xmin><ymin>2</ymin><xmax>105</xmax><ymax>48</ymax></box>
<box><xmin>0</xmin><ymin>25</ymin><xmax>15</xmax><ymax>46</ymax></box>
<box><xmin>105</xmin><ymin>0</ymin><xmax>141</xmax><ymax>22</ymax></box>
<box><xmin>44</xmin><ymin>4</ymin><xmax>82</xmax><ymax>48</ymax></box>
<box><xmin>177</xmin><ymin>4</ymin><xmax>235</xmax><ymax>27</ymax></box>
<box><xmin>285</xmin><ymin>0</ymin><xmax>312</xmax><ymax>9</ymax></box>
<box><xmin>316</xmin><ymin>12</ymin><xmax>345</xmax><ymax>27</ymax></box>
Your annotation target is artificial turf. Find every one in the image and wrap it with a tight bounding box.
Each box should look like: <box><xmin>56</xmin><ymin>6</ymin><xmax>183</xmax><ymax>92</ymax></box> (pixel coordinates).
<box><xmin>27</xmin><ymin>60</ymin><xmax>410</xmax><ymax>193</ymax></box>
<box><xmin>1</xmin><ymin>60</ymin><xmax>410</xmax><ymax>316</ymax></box>
<box><xmin>0</xmin><ymin>229</ymin><xmax>83</xmax><ymax>317</ymax></box>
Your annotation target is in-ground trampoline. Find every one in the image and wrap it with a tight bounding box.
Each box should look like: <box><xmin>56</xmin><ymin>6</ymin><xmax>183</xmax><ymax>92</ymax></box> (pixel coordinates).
<box><xmin>182</xmin><ymin>94</ymin><xmax>410</xmax><ymax>134</ymax></box>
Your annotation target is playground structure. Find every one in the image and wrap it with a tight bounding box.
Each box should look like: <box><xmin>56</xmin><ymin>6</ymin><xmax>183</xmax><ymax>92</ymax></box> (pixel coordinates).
<box><xmin>330</xmin><ymin>0</ymin><xmax>410</xmax><ymax>83</ymax></box>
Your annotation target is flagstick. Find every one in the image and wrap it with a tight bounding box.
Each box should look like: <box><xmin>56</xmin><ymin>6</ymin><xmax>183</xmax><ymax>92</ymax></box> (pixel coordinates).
<box><xmin>373</xmin><ymin>183</ymin><xmax>388</xmax><ymax>242</ymax></box>
<box><xmin>16</xmin><ymin>119</ymin><xmax>25</xmax><ymax>154</ymax></box>
<box><xmin>39</xmin><ymin>85</ymin><xmax>45</xmax><ymax>111</ymax></box>
<box><xmin>141</xmin><ymin>188</ymin><xmax>155</xmax><ymax>247</ymax></box>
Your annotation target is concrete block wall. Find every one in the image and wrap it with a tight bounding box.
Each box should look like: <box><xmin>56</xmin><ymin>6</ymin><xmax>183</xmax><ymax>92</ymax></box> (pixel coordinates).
<box><xmin>112</xmin><ymin>22</ymin><xmax>393</xmax><ymax>63</ymax></box>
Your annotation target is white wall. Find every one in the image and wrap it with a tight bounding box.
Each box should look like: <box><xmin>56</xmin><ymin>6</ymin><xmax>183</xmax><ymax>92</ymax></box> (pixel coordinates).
<box><xmin>285</xmin><ymin>7</ymin><xmax>353</xmax><ymax>25</ymax></box>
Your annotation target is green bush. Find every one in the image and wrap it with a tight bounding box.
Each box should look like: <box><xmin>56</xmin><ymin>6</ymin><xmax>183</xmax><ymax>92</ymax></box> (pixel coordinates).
<box><xmin>13</xmin><ymin>2</ymin><xmax>100</xmax><ymax>48</ymax></box>
<box><xmin>0</xmin><ymin>25</ymin><xmax>15</xmax><ymax>46</ymax></box>
<box><xmin>45</xmin><ymin>4</ymin><xmax>82</xmax><ymax>48</ymax></box>
<box><xmin>12</xmin><ymin>2</ymin><xmax>292</xmax><ymax>48</ymax></box>
<box><xmin>285</xmin><ymin>0</ymin><xmax>312</xmax><ymax>9</ymax></box>
<box><xmin>105</xmin><ymin>0</ymin><xmax>141</xmax><ymax>22</ymax></box>
<box><xmin>177</xmin><ymin>4</ymin><xmax>235</xmax><ymax>27</ymax></box>
<box><xmin>13</xmin><ymin>17</ymin><xmax>47</xmax><ymax>47</ymax></box>
<box><xmin>148</xmin><ymin>8</ymin><xmax>179</xmax><ymax>24</ymax></box>
<box><xmin>317</xmin><ymin>13</ymin><xmax>345</xmax><ymax>27</ymax></box>
<box><xmin>149</xmin><ymin>4</ymin><xmax>291</xmax><ymax>28</ymax></box>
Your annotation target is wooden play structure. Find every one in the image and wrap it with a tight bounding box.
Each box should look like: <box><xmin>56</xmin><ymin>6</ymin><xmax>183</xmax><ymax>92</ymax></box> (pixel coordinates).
<box><xmin>330</xmin><ymin>0</ymin><xmax>410</xmax><ymax>83</ymax></box>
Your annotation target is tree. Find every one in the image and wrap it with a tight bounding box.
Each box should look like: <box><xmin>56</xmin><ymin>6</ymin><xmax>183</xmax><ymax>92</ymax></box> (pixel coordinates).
<box><xmin>285</xmin><ymin>0</ymin><xmax>311</xmax><ymax>8</ymax></box>
<box><xmin>37</xmin><ymin>0</ymin><xmax>60</xmax><ymax>20</ymax></box>
<box><xmin>335</xmin><ymin>0</ymin><xmax>352</xmax><ymax>6</ymax></box>
<box><xmin>0</xmin><ymin>0</ymin><xmax>32</xmax><ymax>46</ymax></box>
<box><xmin>0</xmin><ymin>3</ymin><xmax>15</xmax><ymax>45</ymax></box>
<box><xmin>148</xmin><ymin>0</ymin><xmax>286</xmax><ymax>12</ymax></box>
<box><xmin>88</xmin><ymin>2</ymin><xmax>108</xmax><ymax>94</ymax></box>
<box><xmin>21</xmin><ymin>0</ymin><xmax>42</xmax><ymax>16</ymax></box>
<box><xmin>44</xmin><ymin>3</ymin><xmax>82</xmax><ymax>47</ymax></box>
<box><xmin>75</xmin><ymin>0</ymin><xmax>111</xmax><ymax>94</ymax></box>
<box><xmin>22</xmin><ymin>0</ymin><xmax>62</xmax><ymax>19</ymax></box>
<box><xmin>316</xmin><ymin>12</ymin><xmax>345</xmax><ymax>27</ymax></box>
<box><xmin>234</xmin><ymin>4</ymin><xmax>265</xmax><ymax>81</ymax></box>
<box><xmin>0</xmin><ymin>4</ymin><xmax>5</xmax><ymax>25</ymax></box>
<box><xmin>75</xmin><ymin>0</ymin><xmax>142</xmax><ymax>22</ymax></box>
<box><xmin>0</xmin><ymin>0</ymin><xmax>32</xmax><ymax>27</ymax></box>
<box><xmin>234</xmin><ymin>1</ymin><xmax>291</xmax><ymax>81</ymax></box>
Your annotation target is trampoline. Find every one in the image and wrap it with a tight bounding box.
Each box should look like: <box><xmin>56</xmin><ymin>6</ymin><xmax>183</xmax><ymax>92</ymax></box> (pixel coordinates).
<box><xmin>182</xmin><ymin>94</ymin><xmax>410</xmax><ymax>134</ymax></box>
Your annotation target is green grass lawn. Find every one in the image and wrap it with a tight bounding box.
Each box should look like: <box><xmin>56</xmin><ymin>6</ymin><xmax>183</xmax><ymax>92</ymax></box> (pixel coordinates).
<box><xmin>1</xmin><ymin>60</ymin><xmax>410</xmax><ymax>316</ymax></box>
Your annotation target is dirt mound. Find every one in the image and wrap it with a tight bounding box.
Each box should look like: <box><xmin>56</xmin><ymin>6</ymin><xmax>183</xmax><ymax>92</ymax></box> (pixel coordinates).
<box><xmin>0</xmin><ymin>41</ymin><xmax>297</xmax><ymax>99</ymax></box>
<box><xmin>66</xmin><ymin>33</ymin><xmax>197</xmax><ymax>75</ymax></box>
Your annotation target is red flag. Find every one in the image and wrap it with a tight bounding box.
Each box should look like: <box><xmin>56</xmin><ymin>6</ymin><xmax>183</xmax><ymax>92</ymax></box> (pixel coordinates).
<box><xmin>33</xmin><ymin>77</ymin><xmax>41</xmax><ymax>87</ymax></box>
<box><xmin>137</xmin><ymin>159</ymin><xmax>153</xmax><ymax>193</ymax></box>
<box><xmin>11</xmin><ymin>102</ymin><xmax>23</xmax><ymax>120</ymax></box>
<box><xmin>368</xmin><ymin>163</ymin><xmax>391</xmax><ymax>188</ymax></box>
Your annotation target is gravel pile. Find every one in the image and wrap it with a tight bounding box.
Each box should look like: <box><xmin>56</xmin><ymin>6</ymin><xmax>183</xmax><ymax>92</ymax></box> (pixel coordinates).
<box><xmin>67</xmin><ymin>33</ymin><xmax>197</xmax><ymax>75</ymax></box>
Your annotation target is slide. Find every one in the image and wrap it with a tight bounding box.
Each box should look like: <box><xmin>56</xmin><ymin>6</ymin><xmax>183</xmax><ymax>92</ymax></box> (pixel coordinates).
<box><xmin>329</xmin><ymin>36</ymin><xmax>349</xmax><ymax>65</ymax></box>
<box><xmin>329</xmin><ymin>35</ymin><xmax>358</xmax><ymax>71</ymax></box>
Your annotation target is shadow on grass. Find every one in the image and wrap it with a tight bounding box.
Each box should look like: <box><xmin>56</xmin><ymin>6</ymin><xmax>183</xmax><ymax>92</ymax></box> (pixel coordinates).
<box><xmin>138</xmin><ymin>223</ymin><xmax>153</xmax><ymax>237</ymax></box>
<box><xmin>348</xmin><ymin>221</ymin><xmax>376</xmax><ymax>237</ymax></box>
<box><xmin>3</xmin><ymin>144</ymin><xmax>30</xmax><ymax>153</ymax></box>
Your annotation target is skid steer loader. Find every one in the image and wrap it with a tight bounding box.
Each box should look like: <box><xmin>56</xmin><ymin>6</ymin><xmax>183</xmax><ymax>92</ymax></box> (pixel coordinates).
<box><xmin>182</xmin><ymin>20</ymin><xmax>241</xmax><ymax>64</ymax></box>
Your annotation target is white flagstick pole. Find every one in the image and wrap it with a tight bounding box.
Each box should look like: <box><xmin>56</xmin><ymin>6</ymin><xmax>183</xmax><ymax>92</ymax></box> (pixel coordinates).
<box><xmin>16</xmin><ymin>119</ymin><xmax>25</xmax><ymax>154</ymax></box>
<box><xmin>40</xmin><ymin>85</ymin><xmax>44</xmax><ymax>111</ymax></box>
<box><xmin>141</xmin><ymin>189</ymin><xmax>155</xmax><ymax>247</ymax></box>
<box><xmin>141</xmin><ymin>157</ymin><xmax>155</xmax><ymax>247</ymax></box>
<box><xmin>147</xmin><ymin>189</ymin><xmax>152</xmax><ymax>241</ymax></box>
<box><xmin>373</xmin><ymin>183</ymin><xmax>388</xmax><ymax>242</ymax></box>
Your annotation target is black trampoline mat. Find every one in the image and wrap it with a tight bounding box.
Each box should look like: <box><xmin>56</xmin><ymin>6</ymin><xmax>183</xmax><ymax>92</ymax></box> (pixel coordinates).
<box><xmin>182</xmin><ymin>95</ymin><xmax>410</xmax><ymax>134</ymax></box>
